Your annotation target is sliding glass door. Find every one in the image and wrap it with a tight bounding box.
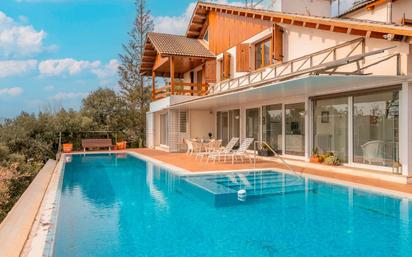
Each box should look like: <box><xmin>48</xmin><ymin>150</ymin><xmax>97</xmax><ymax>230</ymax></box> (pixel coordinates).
<box><xmin>246</xmin><ymin>108</ymin><xmax>260</xmax><ymax>147</ymax></box>
<box><xmin>262</xmin><ymin>104</ymin><xmax>282</xmax><ymax>153</ymax></box>
<box><xmin>353</xmin><ymin>90</ymin><xmax>399</xmax><ymax>167</ymax></box>
<box><xmin>217</xmin><ymin>109</ymin><xmax>240</xmax><ymax>145</ymax></box>
<box><xmin>313</xmin><ymin>97</ymin><xmax>348</xmax><ymax>162</ymax></box>
<box><xmin>285</xmin><ymin>103</ymin><xmax>305</xmax><ymax>156</ymax></box>
<box><xmin>312</xmin><ymin>88</ymin><xmax>400</xmax><ymax>168</ymax></box>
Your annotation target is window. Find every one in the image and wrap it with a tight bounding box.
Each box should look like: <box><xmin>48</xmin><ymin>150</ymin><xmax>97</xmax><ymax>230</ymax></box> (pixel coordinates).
<box><xmin>203</xmin><ymin>29</ymin><xmax>209</xmax><ymax>42</ymax></box>
<box><xmin>353</xmin><ymin>90</ymin><xmax>399</xmax><ymax>167</ymax></box>
<box><xmin>255</xmin><ymin>38</ymin><xmax>271</xmax><ymax>69</ymax></box>
<box><xmin>179</xmin><ymin>111</ymin><xmax>188</xmax><ymax>133</ymax></box>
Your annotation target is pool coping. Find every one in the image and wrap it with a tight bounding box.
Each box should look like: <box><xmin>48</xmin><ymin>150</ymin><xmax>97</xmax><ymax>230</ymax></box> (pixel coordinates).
<box><xmin>0</xmin><ymin>160</ymin><xmax>56</xmax><ymax>257</ymax></box>
<box><xmin>22</xmin><ymin>150</ymin><xmax>412</xmax><ymax>256</ymax></box>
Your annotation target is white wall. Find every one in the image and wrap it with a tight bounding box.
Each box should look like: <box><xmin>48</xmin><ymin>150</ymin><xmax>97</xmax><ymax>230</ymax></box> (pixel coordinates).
<box><xmin>281</xmin><ymin>0</ymin><xmax>331</xmax><ymax>17</ymax></box>
<box><xmin>222</xmin><ymin>24</ymin><xmax>410</xmax><ymax>79</ymax></box>
<box><xmin>189</xmin><ymin>110</ymin><xmax>214</xmax><ymax>139</ymax></box>
<box><xmin>345</xmin><ymin>0</ymin><xmax>412</xmax><ymax>23</ymax></box>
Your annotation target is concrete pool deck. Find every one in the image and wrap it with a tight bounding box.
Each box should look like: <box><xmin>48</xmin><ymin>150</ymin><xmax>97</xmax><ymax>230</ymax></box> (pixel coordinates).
<box><xmin>130</xmin><ymin>148</ymin><xmax>412</xmax><ymax>195</ymax></box>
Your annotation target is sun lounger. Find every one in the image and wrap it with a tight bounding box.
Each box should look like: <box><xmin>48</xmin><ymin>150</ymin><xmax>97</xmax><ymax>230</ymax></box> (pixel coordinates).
<box><xmin>207</xmin><ymin>137</ymin><xmax>239</xmax><ymax>163</ymax></box>
<box><xmin>211</xmin><ymin>138</ymin><xmax>254</xmax><ymax>164</ymax></box>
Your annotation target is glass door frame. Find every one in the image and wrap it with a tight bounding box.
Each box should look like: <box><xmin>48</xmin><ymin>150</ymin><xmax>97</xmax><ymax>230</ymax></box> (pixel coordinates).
<box><xmin>253</xmin><ymin>100</ymin><xmax>308</xmax><ymax>160</ymax></box>
<box><xmin>216</xmin><ymin>109</ymin><xmax>240</xmax><ymax>145</ymax></box>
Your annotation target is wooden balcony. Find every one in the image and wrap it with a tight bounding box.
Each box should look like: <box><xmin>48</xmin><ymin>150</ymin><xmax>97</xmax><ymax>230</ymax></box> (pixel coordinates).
<box><xmin>152</xmin><ymin>81</ymin><xmax>209</xmax><ymax>100</ymax></box>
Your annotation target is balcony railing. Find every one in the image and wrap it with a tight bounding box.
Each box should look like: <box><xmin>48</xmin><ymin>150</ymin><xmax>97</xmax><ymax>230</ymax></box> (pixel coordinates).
<box><xmin>152</xmin><ymin>82</ymin><xmax>209</xmax><ymax>100</ymax></box>
<box><xmin>207</xmin><ymin>37</ymin><xmax>399</xmax><ymax>95</ymax></box>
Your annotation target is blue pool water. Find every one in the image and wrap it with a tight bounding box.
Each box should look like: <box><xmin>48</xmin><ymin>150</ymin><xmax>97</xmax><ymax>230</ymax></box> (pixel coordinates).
<box><xmin>54</xmin><ymin>153</ymin><xmax>412</xmax><ymax>257</ymax></box>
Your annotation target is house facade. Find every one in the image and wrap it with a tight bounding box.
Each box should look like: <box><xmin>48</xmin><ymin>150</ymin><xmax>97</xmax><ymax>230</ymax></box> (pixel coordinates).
<box><xmin>142</xmin><ymin>1</ymin><xmax>412</xmax><ymax>179</ymax></box>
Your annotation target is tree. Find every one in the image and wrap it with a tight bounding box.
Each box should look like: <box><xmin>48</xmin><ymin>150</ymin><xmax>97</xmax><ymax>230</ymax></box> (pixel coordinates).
<box><xmin>118</xmin><ymin>0</ymin><xmax>154</xmax><ymax>146</ymax></box>
<box><xmin>81</xmin><ymin>88</ymin><xmax>131</xmax><ymax>132</ymax></box>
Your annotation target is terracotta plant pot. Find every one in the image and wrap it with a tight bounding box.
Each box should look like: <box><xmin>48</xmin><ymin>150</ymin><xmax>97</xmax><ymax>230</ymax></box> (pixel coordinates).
<box><xmin>63</xmin><ymin>143</ymin><xmax>73</xmax><ymax>153</ymax></box>
<box><xmin>310</xmin><ymin>156</ymin><xmax>321</xmax><ymax>163</ymax></box>
<box><xmin>116</xmin><ymin>141</ymin><xmax>127</xmax><ymax>150</ymax></box>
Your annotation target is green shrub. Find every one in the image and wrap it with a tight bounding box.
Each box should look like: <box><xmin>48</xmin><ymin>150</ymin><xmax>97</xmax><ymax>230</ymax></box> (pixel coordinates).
<box><xmin>0</xmin><ymin>144</ymin><xmax>10</xmax><ymax>162</ymax></box>
<box><xmin>324</xmin><ymin>155</ymin><xmax>341</xmax><ymax>166</ymax></box>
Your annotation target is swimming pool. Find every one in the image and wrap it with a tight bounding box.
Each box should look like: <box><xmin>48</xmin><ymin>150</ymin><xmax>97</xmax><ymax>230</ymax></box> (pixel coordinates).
<box><xmin>53</xmin><ymin>153</ymin><xmax>412</xmax><ymax>256</ymax></box>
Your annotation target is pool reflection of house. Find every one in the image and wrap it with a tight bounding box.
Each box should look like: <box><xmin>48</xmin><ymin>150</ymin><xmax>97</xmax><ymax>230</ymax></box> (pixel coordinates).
<box><xmin>142</xmin><ymin>1</ymin><xmax>412</xmax><ymax>181</ymax></box>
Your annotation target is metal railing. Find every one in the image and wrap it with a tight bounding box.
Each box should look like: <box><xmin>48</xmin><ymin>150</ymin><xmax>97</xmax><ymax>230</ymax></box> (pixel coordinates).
<box><xmin>207</xmin><ymin>37</ymin><xmax>399</xmax><ymax>95</ymax></box>
<box><xmin>253</xmin><ymin>141</ymin><xmax>303</xmax><ymax>179</ymax></box>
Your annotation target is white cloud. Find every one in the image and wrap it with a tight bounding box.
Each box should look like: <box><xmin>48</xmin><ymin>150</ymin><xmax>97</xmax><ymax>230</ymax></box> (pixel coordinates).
<box><xmin>153</xmin><ymin>2</ymin><xmax>197</xmax><ymax>35</ymax></box>
<box><xmin>50</xmin><ymin>92</ymin><xmax>88</xmax><ymax>101</ymax></box>
<box><xmin>91</xmin><ymin>59</ymin><xmax>119</xmax><ymax>79</ymax></box>
<box><xmin>0</xmin><ymin>11</ymin><xmax>47</xmax><ymax>57</ymax></box>
<box><xmin>44</xmin><ymin>85</ymin><xmax>54</xmax><ymax>91</ymax></box>
<box><xmin>0</xmin><ymin>60</ymin><xmax>37</xmax><ymax>78</ymax></box>
<box><xmin>38</xmin><ymin>58</ymin><xmax>119</xmax><ymax>81</ymax></box>
<box><xmin>38</xmin><ymin>58</ymin><xmax>101</xmax><ymax>76</ymax></box>
<box><xmin>0</xmin><ymin>87</ymin><xmax>23</xmax><ymax>96</ymax></box>
<box><xmin>153</xmin><ymin>1</ymin><xmax>245</xmax><ymax>35</ymax></box>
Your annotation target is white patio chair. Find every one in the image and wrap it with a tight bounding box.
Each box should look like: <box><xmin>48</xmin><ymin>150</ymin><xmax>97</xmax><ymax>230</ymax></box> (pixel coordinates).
<box><xmin>184</xmin><ymin>138</ymin><xmax>202</xmax><ymax>156</ymax></box>
<box><xmin>209</xmin><ymin>138</ymin><xmax>253</xmax><ymax>164</ymax></box>
<box><xmin>207</xmin><ymin>137</ymin><xmax>239</xmax><ymax>163</ymax></box>
<box><xmin>195</xmin><ymin>139</ymin><xmax>222</xmax><ymax>160</ymax></box>
<box><xmin>361</xmin><ymin>140</ymin><xmax>385</xmax><ymax>165</ymax></box>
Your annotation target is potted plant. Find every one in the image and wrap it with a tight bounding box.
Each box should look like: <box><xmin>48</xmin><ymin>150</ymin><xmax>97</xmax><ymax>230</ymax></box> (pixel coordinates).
<box><xmin>323</xmin><ymin>153</ymin><xmax>341</xmax><ymax>166</ymax></box>
<box><xmin>310</xmin><ymin>147</ymin><xmax>322</xmax><ymax>163</ymax></box>
<box><xmin>258</xmin><ymin>144</ymin><xmax>274</xmax><ymax>156</ymax></box>
<box><xmin>208</xmin><ymin>132</ymin><xmax>213</xmax><ymax>139</ymax></box>
<box><xmin>62</xmin><ymin>143</ymin><xmax>73</xmax><ymax>153</ymax></box>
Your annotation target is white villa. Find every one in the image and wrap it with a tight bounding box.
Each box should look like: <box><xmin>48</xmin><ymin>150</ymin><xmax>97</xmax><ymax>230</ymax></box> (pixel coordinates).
<box><xmin>142</xmin><ymin>0</ymin><xmax>412</xmax><ymax>181</ymax></box>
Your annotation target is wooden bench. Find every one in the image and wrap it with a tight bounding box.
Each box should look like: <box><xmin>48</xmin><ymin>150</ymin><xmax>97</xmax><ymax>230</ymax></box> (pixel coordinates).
<box><xmin>81</xmin><ymin>139</ymin><xmax>113</xmax><ymax>152</ymax></box>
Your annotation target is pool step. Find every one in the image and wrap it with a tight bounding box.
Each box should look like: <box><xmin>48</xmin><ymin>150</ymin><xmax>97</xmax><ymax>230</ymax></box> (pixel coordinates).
<box><xmin>181</xmin><ymin>172</ymin><xmax>313</xmax><ymax>206</ymax></box>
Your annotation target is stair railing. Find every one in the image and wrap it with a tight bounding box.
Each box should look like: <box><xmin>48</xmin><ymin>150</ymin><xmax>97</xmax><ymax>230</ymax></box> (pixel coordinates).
<box><xmin>253</xmin><ymin>141</ymin><xmax>303</xmax><ymax>179</ymax></box>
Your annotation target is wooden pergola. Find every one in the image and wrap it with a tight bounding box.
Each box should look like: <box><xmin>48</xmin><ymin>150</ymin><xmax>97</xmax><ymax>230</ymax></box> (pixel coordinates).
<box><xmin>140</xmin><ymin>32</ymin><xmax>216</xmax><ymax>100</ymax></box>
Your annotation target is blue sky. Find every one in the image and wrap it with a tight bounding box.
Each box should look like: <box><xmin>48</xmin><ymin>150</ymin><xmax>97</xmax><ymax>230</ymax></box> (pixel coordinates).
<box><xmin>0</xmin><ymin>0</ymin><xmax>223</xmax><ymax>118</ymax></box>
<box><xmin>0</xmin><ymin>0</ymin><xmax>352</xmax><ymax>119</ymax></box>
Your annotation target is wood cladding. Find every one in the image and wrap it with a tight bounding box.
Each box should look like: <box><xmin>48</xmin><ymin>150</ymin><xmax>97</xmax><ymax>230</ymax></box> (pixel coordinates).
<box><xmin>208</xmin><ymin>11</ymin><xmax>272</xmax><ymax>54</ymax></box>
<box><xmin>236</xmin><ymin>44</ymin><xmax>249</xmax><ymax>72</ymax></box>
<box><xmin>205</xmin><ymin>60</ymin><xmax>217</xmax><ymax>83</ymax></box>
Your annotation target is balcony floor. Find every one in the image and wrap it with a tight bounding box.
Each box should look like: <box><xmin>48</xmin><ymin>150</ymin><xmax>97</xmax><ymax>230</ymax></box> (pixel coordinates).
<box><xmin>131</xmin><ymin>148</ymin><xmax>412</xmax><ymax>196</ymax></box>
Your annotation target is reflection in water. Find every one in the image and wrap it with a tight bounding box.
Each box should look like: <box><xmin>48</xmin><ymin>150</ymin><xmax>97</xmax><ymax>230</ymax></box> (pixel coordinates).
<box><xmin>146</xmin><ymin>162</ymin><xmax>167</xmax><ymax>208</ymax></box>
<box><xmin>62</xmin><ymin>155</ymin><xmax>117</xmax><ymax>209</ymax></box>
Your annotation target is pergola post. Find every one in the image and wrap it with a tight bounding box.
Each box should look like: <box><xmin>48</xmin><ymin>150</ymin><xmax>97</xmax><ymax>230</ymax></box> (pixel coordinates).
<box><xmin>201</xmin><ymin>63</ymin><xmax>206</xmax><ymax>95</ymax></box>
<box><xmin>151</xmin><ymin>71</ymin><xmax>155</xmax><ymax>100</ymax></box>
<box><xmin>170</xmin><ymin>56</ymin><xmax>175</xmax><ymax>95</ymax></box>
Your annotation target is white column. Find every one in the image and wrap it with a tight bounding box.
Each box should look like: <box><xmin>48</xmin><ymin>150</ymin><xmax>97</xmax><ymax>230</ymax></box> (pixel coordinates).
<box><xmin>399</xmin><ymin>81</ymin><xmax>412</xmax><ymax>177</ymax></box>
<box><xmin>304</xmin><ymin>97</ymin><xmax>311</xmax><ymax>161</ymax></box>
<box><xmin>348</xmin><ymin>96</ymin><xmax>354</xmax><ymax>165</ymax></box>
<box><xmin>281</xmin><ymin>104</ymin><xmax>286</xmax><ymax>155</ymax></box>
<box><xmin>240</xmin><ymin>107</ymin><xmax>246</xmax><ymax>142</ymax></box>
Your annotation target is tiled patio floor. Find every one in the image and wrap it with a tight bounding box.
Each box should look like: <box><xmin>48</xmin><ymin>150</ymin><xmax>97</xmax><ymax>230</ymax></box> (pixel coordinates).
<box><xmin>131</xmin><ymin>148</ymin><xmax>412</xmax><ymax>195</ymax></box>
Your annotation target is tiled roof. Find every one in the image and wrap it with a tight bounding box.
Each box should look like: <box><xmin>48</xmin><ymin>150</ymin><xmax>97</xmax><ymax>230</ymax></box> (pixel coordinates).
<box><xmin>338</xmin><ymin>0</ymin><xmax>377</xmax><ymax>17</ymax></box>
<box><xmin>147</xmin><ymin>32</ymin><xmax>215</xmax><ymax>58</ymax></box>
<box><xmin>187</xmin><ymin>2</ymin><xmax>412</xmax><ymax>39</ymax></box>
